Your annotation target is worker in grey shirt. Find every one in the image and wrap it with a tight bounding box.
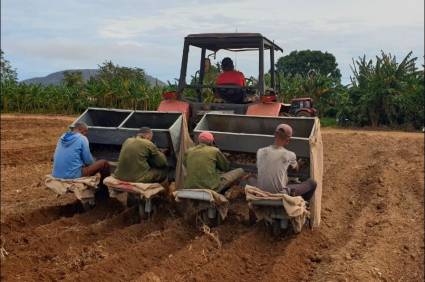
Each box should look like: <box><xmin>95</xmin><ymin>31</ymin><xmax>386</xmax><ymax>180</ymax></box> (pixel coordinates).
<box><xmin>256</xmin><ymin>124</ymin><xmax>316</xmax><ymax>201</ymax></box>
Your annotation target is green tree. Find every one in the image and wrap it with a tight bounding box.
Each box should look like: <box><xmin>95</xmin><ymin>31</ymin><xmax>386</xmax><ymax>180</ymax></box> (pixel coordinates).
<box><xmin>1</xmin><ymin>50</ymin><xmax>18</xmax><ymax>84</ymax></box>
<box><xmin>185</xmin><ymin>60</ymin><xmax>221</xmax><ymax>102</ymax></box>
<box><xmin>339</xmin><ymin>51</ymin><xmax>423</xmax><ymax>128</ymax></box>
<box><xmin>63</xmin><ymin>70</ymin><xmax>84</xmax><ymax>87</ymax></box>
<box><xmin>85</xmin><ymin>61</ymin><xmax>158</xmax><ymax>110</ymax></box>
<box><xmin>2</xmin><ymin>60</ymin><xmax>165</xmax><ymax>114</ymax></box>
<box><xmin>275</xmin><ymin>72</ymin><xmax>341</xmax><ymax>116</ymax></box>
<box><xmin>276</xmin><ymin>50</ymin><xmax>341</xmax><ymax>81</ymax></box>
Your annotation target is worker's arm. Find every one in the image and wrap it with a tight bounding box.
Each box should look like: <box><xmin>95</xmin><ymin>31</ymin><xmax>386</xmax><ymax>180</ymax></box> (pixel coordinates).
<box><xmin>216</xmin><ymin>150</ymin><xmax>231</xmax><ymax>172</ymax></box>
<box><xmin>287</xmin><ymin>152</ymin><xmax>300</xmax><ymax>172</ymax></box>
<box><xmin>149</xmin><ymin>145</ymin><xmax>168</xmax><ymax>168</ymax></box>
<box><xmin>81</xmin><ymin>137</ymin><xmax>94</xmax><ymax>165</ymax></box>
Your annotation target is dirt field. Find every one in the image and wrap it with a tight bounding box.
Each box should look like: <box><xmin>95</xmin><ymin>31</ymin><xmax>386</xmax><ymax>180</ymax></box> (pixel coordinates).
<box><xmin>1</xmin><ymin>114</ymin><xmax>423</xmax><ymax>281</ymax></box>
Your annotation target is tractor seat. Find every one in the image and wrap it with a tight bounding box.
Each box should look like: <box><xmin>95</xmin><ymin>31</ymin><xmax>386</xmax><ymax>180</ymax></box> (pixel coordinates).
<box><xmin>215</xmin><ymin>84</ymin><xmax>247</xmax><ymax>104</ymax></box>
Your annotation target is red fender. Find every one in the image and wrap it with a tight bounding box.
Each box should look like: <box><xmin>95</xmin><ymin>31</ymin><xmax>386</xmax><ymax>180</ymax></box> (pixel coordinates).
<box><xmin>246</xmin><ymin>102</ymin><xmax>282</xmax><ymax>117</ymax></box>
<box><xmin>157</xmin><ymin>91</ymin><xmax>190</xmax><ymax>120</ymax></box>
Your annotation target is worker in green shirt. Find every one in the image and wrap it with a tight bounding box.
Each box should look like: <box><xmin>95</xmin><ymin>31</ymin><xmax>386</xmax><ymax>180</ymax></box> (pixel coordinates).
<box><xmin>183</xmin><ymin>131</ymin><xmax>244</xmax><ymax>192</ymax></box>
<box><xmin>114</xmin><ymin>127</ymin><xmax>168</xmax><ymax>183</ymax></box>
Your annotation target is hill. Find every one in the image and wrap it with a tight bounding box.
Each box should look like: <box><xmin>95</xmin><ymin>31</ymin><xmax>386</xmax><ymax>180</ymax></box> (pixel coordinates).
<box><xmin>21</xmin><ymin>69</ymin><xmax>166</xmax><ymax>87</ymax></box>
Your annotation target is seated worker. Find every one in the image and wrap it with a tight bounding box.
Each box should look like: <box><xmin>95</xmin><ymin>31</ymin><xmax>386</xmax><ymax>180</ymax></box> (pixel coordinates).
<box><xmin>256</xmin><ymin>124</ymin><xmax>317</xmax><ymax>201</ymax></box>
<box><xmin>52</xmin><ymin>122</ymin><xmax>110</xmax><ymax>179</ymax></box>
<box><xmin>184</xmin><ymin>131</ymin><xmax>244</xmax><ymax>192</ymax></box>
<box><xmin>215</xmin><ymin>57</ymin><xmax>246</xmax><ymax>103</ymax></box>
<box><xmin>114</xmin><ymin>127</ymin><xmax>168</xmax><ymax>183</ymax></box>
<box><xmin>216</xmin><ymin>57</ymin><xmax>245</xmax><ymax>87</ymax></box>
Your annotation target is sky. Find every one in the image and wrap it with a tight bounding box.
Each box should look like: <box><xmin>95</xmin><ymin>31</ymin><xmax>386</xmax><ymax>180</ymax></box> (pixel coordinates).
<box><xmin>2</xmin><ymin>0</ymin><xmax>424</xmax><ymax>84</ymax></box>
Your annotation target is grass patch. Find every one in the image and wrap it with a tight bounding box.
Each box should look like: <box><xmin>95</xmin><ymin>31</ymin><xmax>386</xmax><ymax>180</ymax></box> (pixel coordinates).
<box><xmin>320</xmin><ymin>117</ymin><xmax>337</xmax><ymax>127</ymax></box>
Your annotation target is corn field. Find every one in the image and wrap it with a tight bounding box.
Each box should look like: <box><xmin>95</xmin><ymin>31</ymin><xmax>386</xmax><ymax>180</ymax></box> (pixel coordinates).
<box><xmin>1</xmin><ymin>61</ymin><xmax>165</xmax><ymax>114</ymax></box>
<box><xmin>1</xmin><ymin>53</ymin><xmax>423</xmax><ymax>129</ymax></box>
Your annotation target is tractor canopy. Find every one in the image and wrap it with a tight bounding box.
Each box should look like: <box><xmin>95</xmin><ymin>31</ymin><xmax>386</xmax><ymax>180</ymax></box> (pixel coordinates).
<box><xmin>184</xmin><ymin>33</ymin><xmax>283</xmax><ymax>52</ymax></box>
<box><xmin>177</xmin><ymin>33</ymin><xmax>283</xmax><ymax>100</ymax></box>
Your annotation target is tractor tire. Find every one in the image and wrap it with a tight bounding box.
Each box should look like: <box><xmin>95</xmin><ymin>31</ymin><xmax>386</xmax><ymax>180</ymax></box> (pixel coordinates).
<box><xmin>296</xmin><ymin>111</ymin><xmax>312</xmax><ymax>117</ymax></box>
<box><xmin>279</xmin><ymin>112</ymin><xmax>292</xmax><ymax>117</ymax></box>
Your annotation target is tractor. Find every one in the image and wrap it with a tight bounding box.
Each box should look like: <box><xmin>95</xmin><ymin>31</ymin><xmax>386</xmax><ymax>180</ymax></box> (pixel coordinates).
<box><xmin>157</xmin><ymin>33</ymin><xmax>317</xmax><ymax>125</ymax></box>
<box><xmin>69</xmin><ymin>33</ymin><xmax>322</xmax><ymax>231</ymax></box>
<box><xmin>281</xmin><ymin>97</ymin><xmax>317</xmax><ymax>117</ymax></box>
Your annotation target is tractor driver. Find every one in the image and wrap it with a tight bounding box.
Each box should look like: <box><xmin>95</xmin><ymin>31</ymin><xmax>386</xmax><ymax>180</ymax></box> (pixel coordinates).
<box><xmin>256</xmin><ymin>124</ymin><xmax>317</xmax><ymax>201</ymax></box>
<box><xmin>216</xmin><ymin>57</ymin><xmax>245</xmax><ymax>87</ymax></box>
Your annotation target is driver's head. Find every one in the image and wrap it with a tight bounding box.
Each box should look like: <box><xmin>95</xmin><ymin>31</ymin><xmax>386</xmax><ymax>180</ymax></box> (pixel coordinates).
<box><xmin>221</xmin><ymin>57</ymin><xmax>234</xmax><ymax>72</ymax></box>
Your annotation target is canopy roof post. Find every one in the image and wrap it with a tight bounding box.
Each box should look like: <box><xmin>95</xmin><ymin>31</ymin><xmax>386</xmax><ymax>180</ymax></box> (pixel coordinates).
<box><xmin>258</xmin><ymin>38</ymin><xmax>265</xmax><ymax>96</ymax></box>
<box><xmin>270</xmin><ymin>45</ymin><xmax>275</xmax><ymax>90</ymax></box>
<box><xmin>178</xmin><ymin>41</ymin><xmax>190</xmax><ymax>95</ymax></box>
<box><xmin>198</xmin><ymin>48</ymin><xmax>206</xmax><ymax>102</ymax></box>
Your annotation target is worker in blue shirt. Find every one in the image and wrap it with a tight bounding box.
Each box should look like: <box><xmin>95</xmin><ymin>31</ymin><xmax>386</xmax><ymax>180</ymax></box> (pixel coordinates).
<box><xmin>52</xmin><ymin>122</ymin><xmax>109</xmax><ymax>179</ymax></box>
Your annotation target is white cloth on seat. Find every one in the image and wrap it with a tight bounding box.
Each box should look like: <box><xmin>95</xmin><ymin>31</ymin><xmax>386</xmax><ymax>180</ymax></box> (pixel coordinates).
<box><xmin>103</xmin><ymin>176</ymin><xmax>165</xmax><ymax>199</ymax></box>
<box><xmin>173</xmin><ymin>189</ymin><xmax>229</xmax><ymax>220</ymax></box>
<box><xmin>245</xmin><ymin>185</ymin><xmax>309</xmax><ymax>233</ymax></box>
<box><xmin>44</xmin><ymin>174</ymin><xmax>100</xmax><ymax>200</ymax></box>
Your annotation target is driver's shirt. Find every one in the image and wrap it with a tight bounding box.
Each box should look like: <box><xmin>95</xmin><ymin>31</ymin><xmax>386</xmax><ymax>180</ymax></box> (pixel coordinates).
<box><xmin>216</xmin><ymin>70</ymin><xmax>245</xmax><ymax>86</ymax></box>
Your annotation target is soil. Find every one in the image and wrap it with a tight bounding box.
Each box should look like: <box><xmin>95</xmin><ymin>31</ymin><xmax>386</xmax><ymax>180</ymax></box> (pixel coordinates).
<box><xmin>1</xmin><ymin>114</ymin><xmax>424</xmax><ymax>281</ymax></box>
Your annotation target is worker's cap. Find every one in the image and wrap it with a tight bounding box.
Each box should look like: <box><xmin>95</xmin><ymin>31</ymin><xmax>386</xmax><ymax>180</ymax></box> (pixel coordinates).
<box><xmin>198</xmin><ymin>131</ymin><xmax>214</xmax><ymax>143</ymax></box>
<box><xmin>275</xmin><ymin>124</ymin><xmax>293</xmax><ymax>137</ymax></box>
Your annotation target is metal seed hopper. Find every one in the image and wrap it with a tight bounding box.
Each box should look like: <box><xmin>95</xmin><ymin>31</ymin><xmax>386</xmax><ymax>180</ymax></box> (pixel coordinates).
<box><xmin>71</xmin><ymin>107</ymin><xmax>183</xmax><ymax>170</ymax></box>
<box><xmin>194</xmin><ymin>113</ymin><xmax>316</xmax><ymax>178</ymax></box>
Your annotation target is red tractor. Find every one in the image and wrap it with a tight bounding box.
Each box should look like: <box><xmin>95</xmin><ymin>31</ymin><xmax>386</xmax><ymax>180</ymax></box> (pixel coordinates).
<box><xmin>281</xmin><ymin>97</ymin><xmax>317</xmax><ymax>117</ymax></box>
<box><xmin>157</xmin><ymin>33</ymin><xmax>318</xmax><ymax>126</ymax></box>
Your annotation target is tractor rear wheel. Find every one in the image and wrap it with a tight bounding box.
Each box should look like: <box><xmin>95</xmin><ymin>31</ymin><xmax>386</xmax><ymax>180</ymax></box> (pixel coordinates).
<box><xmin>296</xmin><ymin>110</ymin><xmax>312</xmax><ymax>117</ymax></box>
<box><xmin>279</xmin><ymin>112</ymin><xmax>292</xmax><ymax>117</ymax></box>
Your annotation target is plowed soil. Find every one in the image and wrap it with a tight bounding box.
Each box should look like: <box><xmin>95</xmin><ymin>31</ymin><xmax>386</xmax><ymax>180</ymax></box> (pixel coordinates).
<box><xmin>1</xmin><ymin>114</ymin><xmax>423</xmax><ymax>281</ymax></box>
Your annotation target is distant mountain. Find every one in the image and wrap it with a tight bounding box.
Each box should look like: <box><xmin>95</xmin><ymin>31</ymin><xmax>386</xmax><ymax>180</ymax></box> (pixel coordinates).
<box><xmin>21</xmin><ymin>69</ymin><xmax>166</xmax><ymax>87</ymax></box>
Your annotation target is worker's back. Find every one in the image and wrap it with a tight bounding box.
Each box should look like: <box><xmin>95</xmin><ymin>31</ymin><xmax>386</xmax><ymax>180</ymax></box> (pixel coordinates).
<box><xmin>114</xmin><ymin>137</ymin><xmax>167</xmax><ymax>182</ymax></box>
<box><xmin>183</xmin><ymin>144</ymin><xmax>230</xmax><ymax>191</ymax></box>
<box><xmin>52</xmin><ymin>132</ymin><xmax>94</xmax><ymax>179</ymax></box>
<box><xmin>216</xmin><ymin>70</ymin><xmax>245</xmax><ymax>86</ymax></box>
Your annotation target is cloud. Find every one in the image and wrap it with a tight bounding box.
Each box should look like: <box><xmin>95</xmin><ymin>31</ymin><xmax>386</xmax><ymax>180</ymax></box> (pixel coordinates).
<box><xmin>3</xmin><ymin>38</ymin><xmax>180</xmax><ymax>80</ymax></box>
<box><xmin>98</xmin><ymin>0</ymin><xmax>424</xmax><ymax>39</ymax></box>
<box><xmin>5</xmin><ymin>39</ymin><xmax>174</xmax><ymax>62</ymax></box>
<box><xmin>2</xmin><ymin>0</ymin><xmax>423</xmax><ymax>82</ymax></box>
